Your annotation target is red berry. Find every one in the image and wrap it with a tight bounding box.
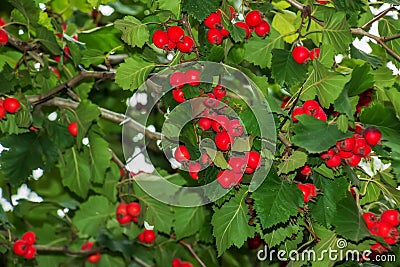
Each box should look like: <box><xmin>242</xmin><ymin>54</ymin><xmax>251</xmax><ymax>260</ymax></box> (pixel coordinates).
<box><xmin>23</xmin><ymin>245</ymin><xmax>36</xmax><ymax>260</ymax></box>
<box><xmin>215</xmin><ymin>131</ymin><xmax>232</xmax><ymax>151</ymax></box>
<box><xmin>336</xmin><ymin>137</ymin><xmax>356</xmax><ymax>151</ymax></box>
<box><xmin>371</xmin><ymin>242</ymin><xmax>388</xmax><ymax>253</ymax></box>
<box><xmin>245</xmin><ymin>10</ymin><xmax>263</xmax><ymax>27</ymax></box>
<box><xmin>172</xmin><ymin>258</ymin><xmax>182</xmax><ymax>267</ymax></box>
<box><xmin>200</xmin><ymin>153</ymin><xmax>211</xmax><ymax>165</ymax></box>
<box><xmin>68</xmin><ymin>122</ymin><xmax>78</xmax><ymax>137</ymax></box>
<box><xmin>362</xmin><ymin>212</ymin><xmax>378</xmax><ymax>229</ymax></box>
<box><xmin>0</xmin><ymin>106</ymin><xmax>6</xmax><ymax>120</ymax></box>
<box><xmin>180</xmin><ymin>262</ymin><xmax>194</xmax><ymax>267</ymax></box>
<box><xmin>116</xmin><ymin>203</ymin><xmax>131</xmax><ymax>224</ymax></box>
<box><xmin>384</xmin><ymin>237</ymin><xmax>397</xmax><ymax>245</ymax></box>
<box><xmin>229</xmin><ymin>6</ymin><xmax>236</xmax><ymax>19</ymax></box>
<box><xmin>377</xmin><ymin>221</ymin><xmax>394</xmax><ymax>238</ymax></box>
<box><xmin>300</xmin><ymin>165</ymin><xmax>312</xmax><ymax>176</ymax></box>
<box><xmin>211</xmin><ymin>115</ymin><xmax>229</xmax><ymax>133</ymax></box>
<box><xmin>203</xmin><ymin>93</ymin><xmax>219</xmax><ymax>107</ymax></box>
<box><xmin>314</xmin><ymin>108</ymin><xmax>327</xmax><ymax>121</ymax></box>
<box><xmin>174</xmin><ymin>145</ymin><xmax>191</xmax><ymax>162</ymax></box>
<box><xmin>353</xmin><ymin>138</ymin><xmax>372</xmax><ymax>157</ymax></box>
<box><xmin>169</xmin><ymin>72</ymin><xmax>186</xmax><ymax>88</ymax></box>
<box><xmin>254</xmin><ymin>20</ymin><xmax>270</xmax><ymax>37</ymax></box>
<box><xmin>49</xmin><ymin>66</ymin><xmax>61</xmax><ymax>79</ymax></box>
<box><xmin>0</xmin><ymin>29</ymin><xmax>8</xmax><ymax>45</ymax></box>
<box><xmin>292</xmin><ymin>107</ymin><xmax>305</xmax><ymax>122</ymax></box>
<box><xmin>381</xmin><ymin>209</ymin><xmax>400</xmax><ymax>227</ymax></box>
<box><xmin>363</xmin><ymin>126</ymin><xmax>382</xmax><ymax>146</ymax></box>
<box><xmin>213</xmin><ymin>85</ymin><xmax>226</xmax><ymax>99</ymax></box>
<box><xmin>244</xmin><ymin>166</ymin><xmax>255</xmax><ymax>174</ymax></box>
<box><xmin>303</xmin><ymin>100</ymin><xmax>320</xmax><ymax>116</ymax></box>
<box><xmin>185</xmin><ymin>69</ymin><xmax>200</xmax><ymax>86</ymax></box>
<box><xmin>228</xmin><ymin>119</ymin><xmax>244</xmax><ymax>137</ymax></box>
<box><xmin>172</xmin><ymin>88</ymin><xmax>185</xmax><ymax>103</ymax></box>
<box><xmin>199</xmin><ymin>117</ymin><xmax>212</xmax><ymax>131</ymax></box>
<box><xmin>317</xmin><ymin>0</ymin><xmax>328</xmax><ymax>4</ymax></box>
<box><xmin>228</xmin><ymin>157</ymin><xmax>246</xmax><ymax>173</ymax></box>
<box><xmin>143</xmin><ymin>229</ymin><xmax>156</xmax><ymax>243</ymax></box>
<box><xmin>138</xmin><ymin>232</ymin><xmax>145</xmax><ymax>242</ymax></box>
<box><xmin>81</xmin><ymin>241</ymin><xmax>94</xmax><ymax>250</ymax></box>
<box><xmin>166</xmin><ymin>40</ymin><xmax>177</xmax><ymax>51</ymax></box>
<box><xmin>127</xmin><ymin>202</ymin><xmax>141</xmax><ymax>217</ymax></box>
<box><xmin>188</xmin><ymin>162</ymin><xmax>202</xmax><ymax>180</ymax></box>
<box><xmin>0</xmin><ymin>18</ymin><xmax>5</xmax><ymax>27</ymax></box>
<box><xmin>297</xmin><ymin>183</ymin><xmax>317</xmax><ymax>202</ymax></box>
<box><xmin>310</xmin><ymin>48</ymin><xmax>320</xmax><ymax>60</ymax></box>
<box><xmin>177</xmin><ymin>36</ymin><xmax>194</xmax><ymax>53</ymax></box>
<box><xmin>132</xmin><ymin>216</ymin><xmax>138</xmax><ymax>223</ymax></box>
<box><xmin>325</xmin><ymin>155</ymin><xmax>341</xmax><ymax>168</ymax></box>
<box><xmin>292</xmin><ymin>46</ymin><xmax>310</xmax><ymax>64</ymax></box>
<box><xmin>207</xmin><ymin>28</ymin><xmax>223</xmax><ymax>45</ymax></box>
<box><xmin>235</xmin><ymin>22</ymin><xmax>251</xmax><ymax>39</ymax></box>
<box><xmin>337</xmin><ymin>150</ymin><xmax>353</xmax><ymax>159</ymax></box>
<box><xmin>87</xmin><ymin>253</ymin><xmax>101</xmax><ymax>263</ymax></box>
<box><xmin>245</xmin><ymin>151</ymin><xmax>261</xmax><ymax>169</ymax></box>
<box><xmin>152</xmin><ymin>30</ymin><xmax>169</xmax><ymax>49</ymax></box>
<box><xmin>220</xmin><ymin>27</ymin><xmax>230</xmax><ymax>37</ymax></box>
<box><xmin>204</xmin><ymin>12</ymin><xmax>221</xmax><ymax>29</ymax></box>
<box><xmin>217</xmin><ymin>170</ymin><xmax>236</xmax><ymax>188</ymax></box>
<box><xmin>22</xmin><ymin>232</ymin><xmax>36</xmax><ymax>246</ymax></box>
<box><xmin>247</xmin><ymin>234</ymin><xmax>263</xmax><ymax>249</ymax></box>
<box><xmin>3</xmin><ymin>97</ymin><xmax>20</xmax><ymax>113</ymax></box>
<box><xmin>167</xmin><ymin>26</ymin><xmax>185</xmax><ymax>43</ymax></box>
<box><xmin>13</xmin><ymin>240</ymin><xmax>28</xmax><ymax>256</ymax></box>
<box><xmin>320</xmin><ymin>148</ymin><xmax>335</xmax><ymax>160</ymax></box>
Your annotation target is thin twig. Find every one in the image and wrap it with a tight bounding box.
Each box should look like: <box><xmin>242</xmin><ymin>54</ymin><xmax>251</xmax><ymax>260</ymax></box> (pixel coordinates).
<box><xmin>361</xmin><ymin>6</ymin><xmax>396</xmax><ymax>30</ymax></box>
<box><xmin>108</xmin><ymin>148</ymin><xmax>125</xmax><ymax>169</ymax></box>
<box><xmin>34</xmin><ymin>245</ymin><xmax>100</xmax><ymax>255</ymax></box>
<box><xmin>179</xmin><ymin>240</ymin><xmax>206</xmax><ymax>267</ymax></box>
<box><xmin>382</xmin><ymin>33</ymin><xmax>400</xmax><ymax>42</ymax></box>
<box><xmin>181</xmin><ymin>13</ymin><xmax>200</xmax><ymax>59</ymax></box>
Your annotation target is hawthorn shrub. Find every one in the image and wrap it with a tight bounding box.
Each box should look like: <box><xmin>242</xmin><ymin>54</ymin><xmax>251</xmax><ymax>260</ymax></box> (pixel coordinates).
<box><xmin>0</xmin><ymin>0</ymin><xmax>399</xmax><ymax>266</ymax></box>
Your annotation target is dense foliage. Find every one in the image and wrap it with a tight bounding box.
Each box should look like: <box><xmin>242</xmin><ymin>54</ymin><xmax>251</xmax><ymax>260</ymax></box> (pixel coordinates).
<box><xmin>0</xmin><ymin>0</ymin><xmax>400</xmax><ymax>266</ymax></box>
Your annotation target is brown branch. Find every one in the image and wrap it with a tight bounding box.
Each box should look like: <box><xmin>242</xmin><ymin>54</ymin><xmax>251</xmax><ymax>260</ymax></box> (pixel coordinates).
<box><xmin>29</xmin><ymin>70</ymin><xmax>116</xmax><ymax>105</ymax></box>
<box><xmin>182</xmin><ymin>13</ymin><xmax>200</xmax><ymax>59</ymax></box>
<box><xmin>178</xmin><ymin>240</ymin><xmax>206</xmax><ymax>267</ymax></box>
<box><xmin>361</xmin><ymin>6</ymin><xmax>397</xmax><ymax>30</ymax></box>
<box><xmin>25</xmin><ymin>96</ymin><xmax>162</xmax><ymax>140</ymax></box>
<box><xmin>278</xmin><ymin>133</ymin><xmax>292</xmax><ymax>148</ymax></box>
<box><xmin>33</xmin><ymin>245</ymin><xmax>100</xmax><ymax>256</ymax></box>
<box><xmin>6</xmin><ymin>32</ymin><xmax>37</xmax><ymax>52</ymax></box>
<box><xmin>382</xmin><ymin>33</ymin><xmax>400</xmax><ymax>42</ymax></box>
<box><xmin>109</xmin><ymin>148</ymin><xmax>125</xmax><ymax>169</ymax></box>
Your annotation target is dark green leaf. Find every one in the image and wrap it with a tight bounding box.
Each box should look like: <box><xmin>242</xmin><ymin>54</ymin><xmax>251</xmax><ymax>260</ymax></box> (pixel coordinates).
<box><xmin>271</xmin><ymin>49</ymin><xmax>308</xmax><ymax>86</ymax></box>
<box><xmin>346</xmin><ymin>63</ymin><xmax>374</xmax><ymax>96</ymax></box>
<box><xmin>36</xmin><ymin>27</ymin><xmax>61</xmax><ymax>55</ymax></box>
<box><xmin>350</xmin><ymin>45</ymin><xmax>383</xmax><ymax>68</ymax></box>
<box><xmin>182</xmin><ymin>0</ymin><xmax>220</xmax><ymax>21</ymax></box>
<box><xmin>87</xmin><ymin>129</ymin><xmax>111</xmax><ymax>184</ymax></box>
<box><xmin>115</xmin><ymin>16</ymin><xmax>149</xmax><ymax>48</ymax></box>
<box><xmin>322</xmin><ymin>12</ymin><xmax>353</xmax><ymax>54</ymax></box>
<box><xmin>173</xmin><ymin>197</ymin><xmax>208</xmax><ymax>239</ymax></box>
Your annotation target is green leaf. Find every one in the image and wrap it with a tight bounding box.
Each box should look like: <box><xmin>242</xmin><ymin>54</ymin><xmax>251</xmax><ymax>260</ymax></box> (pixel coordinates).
<box><xmin>334</xmin><ymin>88</ymin><xmax>355</xmax><ymax>119</ymax></box>
<box><xmin>44</xmin><ymin>121</ymin><xmax>74</xmax><ymax>149</ymax></box>
<box><xmin>385</xmin><ymin>87</ymin><xmax>400</xmax><ymax>121</ymax></box>
<box><xmin>336</xmin><ymin>114</ymin><xmax>349</xmax><ymax>132</ymax></box>
<box><xmin>263</xmin><ymin>223</ymin><xmax>300</xmax><ymax>248</ymax></box>
<box><xmin>173</xmin><ymin>197</ymin><xmax>208</xmax><ymax>239</ymax></box>
<box><xmin>301</xmin><ymin>61</ymin><xmax>350</xmax><ymax>108</ymax></box>
<box><xmin>226</xmin><ymin>23</ymin><xmax>246</xmax><ymax>43</ymax></box>
<box><xmin>212</xmin><ymin>187</ymin><xmax>255</xmax><ymax>256</ymax></box>
<box><xmin>213</xmin><ymin>151</ymin><xmax>229</xmax><ymax>169</ymax></box>
<box><xmin>239</xmin><ymin>108</ymin><xmax>261</xmax><ymax>137</ymax></box>
<box><xmin>115</xmin><ymin>56</ymin><xmax>156</xmax><ymax>91</ymax></box>
<box><xmin>277</xmin><ymin>151</ymin><xmax>307</xmax><ymax>175</ymax></box>
<box><xmin>253</xmin><ymin>169</ymin><xmax>303</xmax><ymax>229</ymax></box>
<box><xmin>81</xmin><ymin>49</ymin><xmax>105</xmax><ymax>67</ymax></box>
<box><xmin>271</xmin><ymin>49</ymin><xmax>308</xmax><ymax>86</ymax></box>
<box><xmin>332</xmin><ymin>194</ymin><xmax>370</xmax><ymax>242</ymax></box>
<box><xmin>271</xmin><ymin>10</ymin><xmax>299</xmax><ymax>43</ymax></box>
<box><xmin>350</xmin><ymin>45</ymin><xmax>383</xmax><ymax>68</ymax></box>
<box><xmin>0</xmin><ymin>133</ymin><xmax>57</xmax><ymax>186</ymax></box>
<box><xmin>87</xmin><ymin>129</ymin><xmax>111</xmax><ymax>184</ymax></box>
<box><xmin>379</xmin><ymin>17</ymin><xmax>400</xmax><ymax>68</ymax></box>
<box><xmin>75</xmin><ymin>100</ymin><xmax>101</xmax><ymax>146</ymax></box>
<box><xmin>292</xmin><ymin>115</ymin><xmax>352</xmax><ymax>153</ymax></box>
<box><xmin>115</xmin><ymin>16</ymin><xmax>149</xmax><ymax>48</ymax></box>
<box><xmin>60</xmin><ymin>147</ymin><xmax>91</xmax><ymax>198</ymax></box>
<box><xmin>244</xmin><ymin>30</ymin><xmax>285</xmax><ymax>68</ymax></box>
<box><xmin>322</xmin><ymin>12</ymin><xmax>353</xmax><ymax>54</ymax></box>
<box><xmin>78</xmin><ymin>26</ymin><xmax>122</xmax><ymax>53</ymax></box>
<box><xmin>182</xmin><ymin>0</ymin><xmax>219</xmax><ymax>21</ymax></box>
<box><xmin>36</xmin><ymin>27</ymin><xmax>61</xmax><ymax>55</ymax></box>
<box><xmin>346</xmin><ymin>63</ymin><xmax>374</xmax><ymax>96</ymax></box>
<box><xmin>359</xmin><ymin>182</ymin><xmax>381</xmax><ymax>205</ymax></box>
<box><xmin>158</xmin><ymin>0</ymin><xmax>181</xmax><ymax>18</ymax></box>
<box><xmin>8</xmin><ymin>0</ymin><xmax>40</xmax><ymax>27</ymax></box>
<box><xmin>0</xmin><ymin>114</ymin><xmax>30</xmax><ymax>135</ymax></box>
<box><xmin>372</xmin><ymin>67</ymin><xmax>396</xmax><ymax>90</ymax></box>
<box><xmin>73</xmin><ymin>196</ymin><xmax>114</xmax><ymax>237</ymax></box>
<box><xmin>134</xmin><ymin>182</ymin><xmax>174</xmax><ymax>234</ymax></box>
<box><xmin>311</xmin><ymin>176</ymin><xmax>348</xmax><ymax>227</ymax></box>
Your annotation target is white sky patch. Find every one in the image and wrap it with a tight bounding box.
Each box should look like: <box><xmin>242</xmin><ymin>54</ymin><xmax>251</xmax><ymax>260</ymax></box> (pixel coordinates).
<box><xmin>359</xmin><ymin>156</ymin><xmax>391</xmax><ymax>177</ymax></box>
<box><xmin>147</xmin><ymin>125</ymin><xmax>155</xmax><ymax>132</ymax></box>
<box><xmin>82</xmin><ymin>137</ymin><xmax>89</xmax><ymax>146</ymax></box>
<box><xmin>48</xmin><ymin>111</ymin><xmax>58</xmax><ymax>121</ymax></box>
<box><xmin>387</xmin><ymin>61</ymin><xmax>400</xmax><ymax>75</ymax></box>
<box><xmin>0</xmin><ymin>143</ymin><xmax>9</xmax><ymax>154</ymax></box>
<box><xmin>0</xmin><ymin>188</ymin><xmax>13</xmax><ymax>212</ymax></box>
<box><xmin>98</xmin><ymin>5</ymin><xmax>115</xmax><ymax>16</ymax></box>
<box><xmin>126</xmin><ymin>147</ymin><xmax>155</xmax><ymax>174</ymax></box>
<box><xmin>57</xmin><ymin>208</ymin><xmax>69</xmax><ymax>218</ymax></box>
<box><xmin>32</xmin><ymin>168</ymin><xmax>44</xmax><ymax>180</ymax></box>
<box><xmin>39</xmin><ymin>3</ymin><xmax>46</xmax><ymax>11</ymax></box>
<box><xmin>352</xmin><ymin>37</ymin><xmax>372</xmax><ymax>54</ymax></box>
<box><xmin>34</xmin><ymin>62</ymin><xmax>41</xmax><ymax>70</ymax></box>
<box><xmin>18</xmin><ymin>29</ymin><xmax>24</xmax><ymax>35</ymax></box>
<box><xmin>11</xmin><ymin>184</ymin><xmax>43</xmax><ymax>206</ymax></box>
<box><xmin>132</xmin><ymin>133</ymin><xmax>144</xmax><ymax>142</ymax></box>
<box><xmin>144</xmin><ymin>221</ymin><xmax>154</xmax><ymax>230</ymax></box>
<box><xmin>169</xmin><ymin>157</ymin><xmax>181</xmax><ymax>169</ymax></box>
<box><xmin>167</xmin><ymin>53</ymin><xmax>174</xmax><ymax>61</ymax></box>
<box><xmin>334</xmin><ymin>54</ymin><xmax>344</xmax><ymax>64</ymax></box>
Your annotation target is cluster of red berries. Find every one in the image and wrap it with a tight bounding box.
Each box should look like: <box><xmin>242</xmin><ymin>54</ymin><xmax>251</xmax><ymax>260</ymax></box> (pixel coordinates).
<box><xmin>204</xmin><ymin>10</ymin><xmax>231</xmax><ymax>45</ymax></box>
<box><xmin>152</xmin><ymin>26</ymin><xmax>195</xmax><ymax>53</ymax></box>
<box><xmin>81</xmin><ymin>241</ymin><xmax>101</xmax><ymax>263</ymax></box>
<box><xmin>236</xmin><ymin>10</ymin><xmax>271</xmax><ymax>39</ymax></box>
<box><xmin>292</xmin><ymin>100</ymin><xmax>327</xmax><ymax>122</ymax></box>
<box><xmin>68</xmin><ymin>122</ymin><xmax>78</xmax><ymax>137</ymax></box>
<box><xmin>356</xmin><ymin>89</ymin><xmax>373</xmax><ymax>114</ymax></box>
<box><xmin>363</xmin><ymin>209</ymin><xmax>400</xmax><ymax>245</ymax></box>
<box><xmin>321</xmin><ymin>126</ymin><xmax>382</xmax><ymax>168</ymax></box>
<box><xmin>13</xmin><ymin>232</ymin><xmax>36</xmax><ymax>260</ymax></box>
<box><xmin>169</xmin><ymin>69</ymin><xmax>201</xmax><ymax>102</ymax></box>
<box><xmin>0</xmin><ymin>18</ymin><xmax>8</xmax><ymax>46</ymax></box>
<box><xmin>296</xmin><ymin>183</ymin><xmax>318</xmax><ymax>203</ymax></box>
<box><xmin>116</xmin><ymin>202</ymin><xmax>141</xmax><ymax>224</ymax></box>
<box><xmin>292</xmin><ymin>46</ymin><xmax>320</xmax><ymax>64</ymax></box>
<box><xmin>172</xmin><ymin>257</ymin><xmax>193</xmax><ymax>267</ymax></box>
<box><xmin>138</xmin><ymin>229</ymin><xmax>156</xmax><ymax>244</ymax></box>
<box><xmin>0</xmin><ymin>97</ymin><xmax>21</xmax><ymax>120</ymax></box>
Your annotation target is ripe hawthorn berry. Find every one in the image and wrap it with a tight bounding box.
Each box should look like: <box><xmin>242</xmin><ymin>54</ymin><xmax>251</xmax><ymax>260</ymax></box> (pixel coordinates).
<box><xmin>292</xmin><ymin>107</ymin><xmax>305</xmax><ymax>122</ymax></box>
<box><xmin>127</xmin><ymin>202</ymin><xmax>141</xmax><ymax>217</ymax></box>
<box><xmin>169</xmin><ymin>72</ymin><xmax>186</xmax><ymax>88</ymax></box>
<box><xmin>362</xmin><ymin>212</ymin><xmax>378</xmax><ymax>229</ymax></box>
<box><xmin>235</xmin><ymin>22</ymin><xmax>251</xmax><ymax>39</ymax></box>
<box><xmin>177</xmin><ymin>36</ymin><xmax>194</xmax><ymax>53</ymax></box>
<box><xmin>325</xmin><ymin>155</ymin><xmax>341</xmax><ymax>168</ymax></box>
<box><xmin>87</xmin><ymin>253</ymin><xmax>101</xmax><ymax>263</ymax></box>
<box><xmin>213</xmin><ymin>85</ymin><xmax>226</xmax><ymax>99</ymax></box>
<box><xmin>381</xmin><ymin>209</ymin><xmax>400</xmax><ymax>227</ymax></box>
<box><xmin>172</xmin><ymin>258</ymin><xmax>182</xmax><ymax>267</ymax></box>
<box><xmin>217</xmin><ymin>170</ymin><xmax>236</xmax><ymax>188</ymax></box>
<box><xmin>297</xmin><ymin>183</ymin><xmax>317</xmax><ymax>203</ymax></box>
<box><xmin>336</xmin><ymin>137</ymin><xmax>356</xmax><ymax>151</ymax></box>
<box><xmin>68</xmin><ymin>122</ymin><xmax>78</xmax><ymax>137</ymax></box>
<box><xmin>0</xmin><ymin>18</ymin><xmax>6</xmax><ymax>27</ymax></box>
<box><xmin>245</xmin><ymin>10</ymin><xmax>263</xmax><ymax>27</ymax></box>
<box><xmin>203</xmin><ymin>93</ymin><xmax>219</xmax><ymax>108</ymax></box>
<box><xmin>300</xmin><ymin>164</ymin><xmax>312</xmax><ymax>176</ymax></box>
<box><xmin>317</xmin><ymin>0</ymin><xmax>328</xmax><ymax>4</ymax></box>
<box><xmin>3</xmin><ymin>97</ymin><xmax>20</xmax><ymax>113</ymax></box>
<box><xmin>174</xmin><ymin>145</ymin><xmax>191</xmax><ymax>162</ymax></box>
<box><xmin>172</xmin><ymin>88</ymin><xmax>185</xmax><ymax>103</ymax></box>
<box><xmin>376</xmin><ymin>221</ymin><xmax>396</xmax><ymax>238</ymax></box>
<box><xmin>215</xmin><ymin>131</ymin><xmax>232</xmax><ymax>151</ymax></box>
<box><xmin>185</xmin><ymin>70</ymin><xmax>200</xmax><ymax>86</ymax></box>
<box><xmin>198</xmin><ymin>117</ymin><xmax>212</xmax><ymax>131</ymax></box>
<box><xmin>0</xmin><ymin>29</ymin><xmax>8</xmax><ymax>45</ymax></box>
<box><xmin>245</xmin><ymin>151</ymin><xmax>261</xmax><ymax>169</ymax></box>
<box><xmin>23</xmin><ymin>245</ymin><xmax>36</xmax><ymax>260</ymax></box>
<box><xmin>49</xmin><ymin>66</ymin><xmax>61</xmax><ymax>79</ymax></box>
<box><xmin>254</xmin><ymin>20</ymin><xmax>270</xmax><ymax>37</ymax></box>
<box><xmin>22</xmin><ymin>232</ymin><xmax>36</xmax><ymax>246</ymax></box>
<box><xmin>363</xmin><ymin>126</ymin><xmax>382</xmax><ymax>146</ymax></box>
<box><xmin>143</xmin><ymin>229</ymin><xmax>156</xmax><ymax>243</ymax></box>
<box><xmin>292</xmin><ymin>46</ymin><xmax>310</xmax><ymax>64</ymax></box>
<box><xmin>188</xmin><ymin>162</ymin><xmax>202</xmax><ymax>180</ymax></box>
<box><xmin>346</xmin><ymin>154</ymin><xmax>361</xmax><ymax>167</ymax></box>
<box><xmin>207</xmin><ymin>28</ymin><xmax>223</xmax><ymax>45</ymax></box>
<box><xmin>228</xmin><ymin>157</ymin><xmax>246</xmax><ymax>173</ymax></box>
<box><xmin>211</xmin><ymin>115</ymin><xmax>229</xmax><ymax>133</ymax></box>
<box><xmin>13</xmin><ymin>240</ymin><xmax>28</xmax><ymax>256</ymax></box>
<box><xmin>152</xmin><ymin>30</ymin><xmax>169</xmax><ymax>49</ymax></box>
<box><xmin>303</xmin><ymin>100</ymin><xmax>320</xmax><ymax>116</ymax></box>
<box><xmin>220</xmin><ymin>27</ymin><xmax>230</xmax><ymax>37</ymax></box>
<box><xmin>370</xmin><ymin>242</ymin><xmax>388</xmax><ymax>254</ymax></box>
<box><xmin>247</xmin><ymin>234</ymin><xmax>263</xmax><ymax>250</ymax></box>
<box><xmin>116</xmin><ymin>203</ymin><xmax>131</xmax><ymax>224</ymax></box>
<box><xmin>204</xmin><ymin>12</ymin><xmax>221</xmax><ymax>29</ymax></box>
<box><xmin>167</xmin><ymin>26</ymin><xmax>185</xmax><ymax>43</ymax></box>
<box><xmin>228</xmin><ymin>119</ymin><xmax>244</xmax><ymax>137</ymax></box>
<box><xmin>0</xmin><ymin>106</ymin><xmax>6</xmax><ymax>120</ymax></box>
<box><xmin>309</xmin><ymin>48</ymin><xmax>320</xmax><ymax>60</ymax></box>
<box><xmin>337</xmin><ymin>150</ymin><xmax>353</xmax><ymax>159</ymax></box>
